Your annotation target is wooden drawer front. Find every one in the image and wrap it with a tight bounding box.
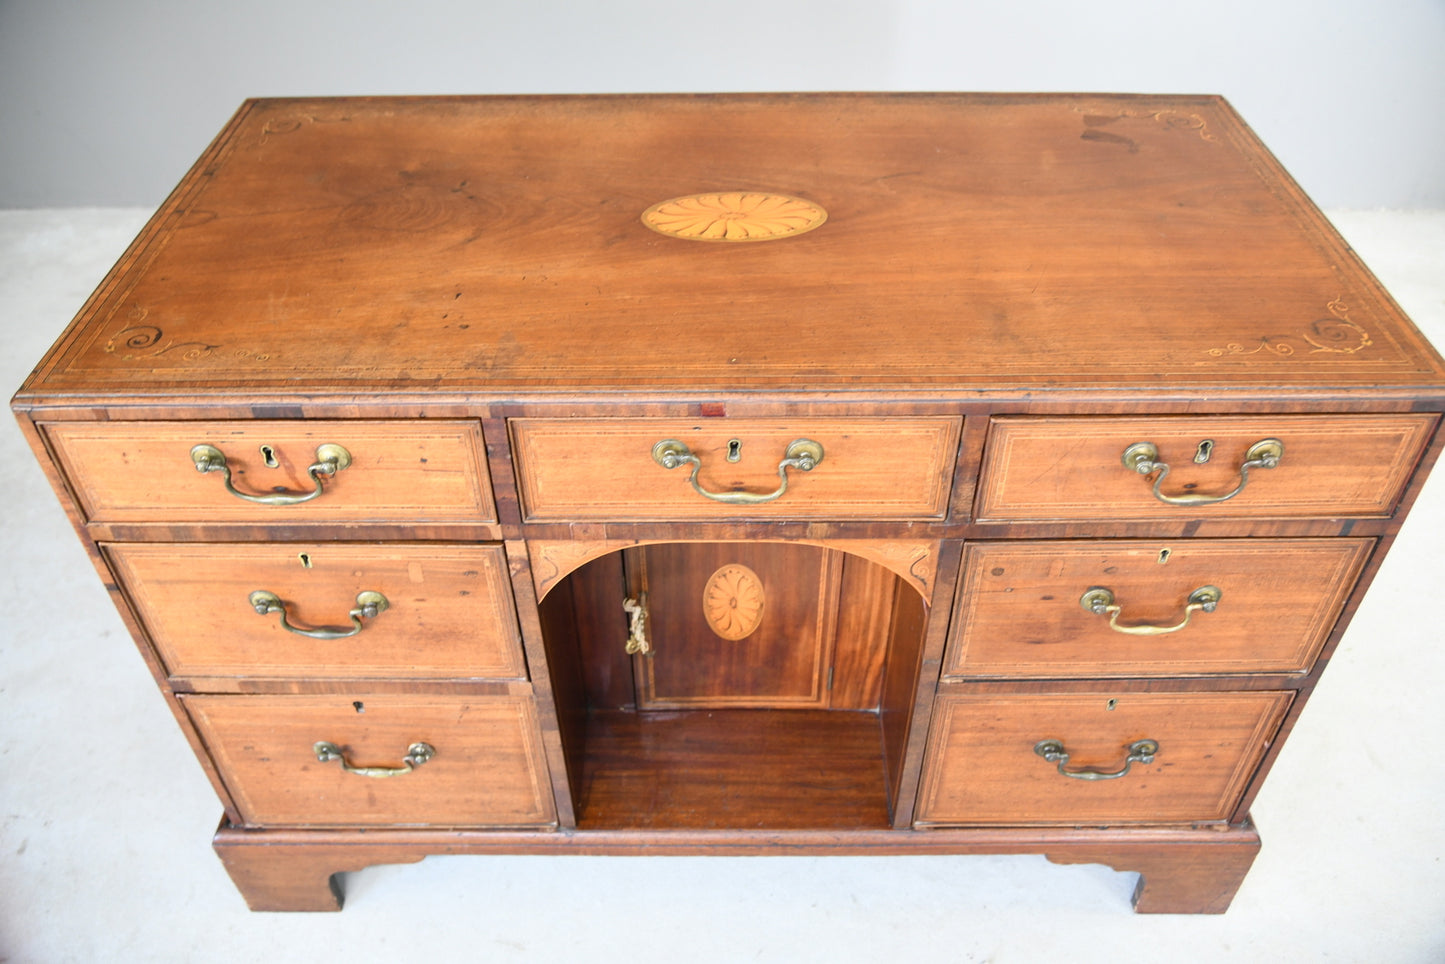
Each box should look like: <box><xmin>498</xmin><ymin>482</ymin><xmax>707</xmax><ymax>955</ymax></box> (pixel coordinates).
<box><xmin>46</xmin><ymin>420</ymin><xmax>495</xmax><ymax>525</ymax></box>
<box><xmin>107</xmin><ymin>543</ymin><xmax>526</xmax><ymax>681</ymax></box>
<box><xmin>947</xmin><ymin>538</ymin><xmax>1372</xmax><ymax>678</ymax></box>
<box><xmin>184</xmin><ymin>695</ymin><xmax>556</xmax><ymax>828</ymax></box>
<box><xmin>915</xmin><ymin>690</ymin><xmax>1291</xmax><ymax>827</ymax></box>
<box><xmin>976</xmin><ymin>414</ymin><xmax>1436</xmax><ymax>521</ymax></box>
<box><xmin>510</xmin><ymin>417</ymin><xmax>961</xmax><ymax>521</ymax></box>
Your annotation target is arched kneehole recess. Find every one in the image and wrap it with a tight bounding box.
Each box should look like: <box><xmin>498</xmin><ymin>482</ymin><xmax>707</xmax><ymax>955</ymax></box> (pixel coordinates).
<box><xmin>535</xmin><ymin>541</ymin><xmax>931</xmax><ymax>829</ymax></box>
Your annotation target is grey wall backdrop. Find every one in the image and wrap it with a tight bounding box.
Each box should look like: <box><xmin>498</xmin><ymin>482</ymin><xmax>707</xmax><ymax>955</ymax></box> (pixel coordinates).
<box><xmin>2</xmin><ymin>0</ymin><xmax>1442</xmax><ymax>209</ymax></box>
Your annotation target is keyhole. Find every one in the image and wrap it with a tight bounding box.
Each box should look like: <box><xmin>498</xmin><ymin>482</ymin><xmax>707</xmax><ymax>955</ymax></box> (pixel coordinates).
<box><xmin>726</xmin><ymin>439</ymin><xmax>742</xmax><ymax>463</ymax></box>
<box><xmin>260</xmin><ymin>444</ymin><xmax>279</xmax><ymax>468</ymax></box>
<box><xmin>1107</xmin><ymin>699</ymin><xmax>1118</xmax><ymax>711</ymax></box>
<box><xmin>352</xmin><ymin>701</ymin><xmax>365</xmax><ymax>713</ymax></box>
<box><xmin>298</xmin><ymin>552</ymin><xmax>313</xmax><ymax>569</ymax></box>
<box><xmin>1157</xmin><ymin>548</ymin><xmax>1171</xmax><ymax>565</ymax></box>
<box><xmin>1194</xmin><ymin>440</ymin><xmax>1214</xmax><ymax>464</ymax></box>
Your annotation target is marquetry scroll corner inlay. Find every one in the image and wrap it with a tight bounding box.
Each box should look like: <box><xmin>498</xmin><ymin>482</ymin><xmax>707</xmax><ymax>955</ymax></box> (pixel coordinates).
<box><xmin>702</xmin><ymin>564</ymin><xmax>766</xmax><ymax>641</ymax></box>
<box><xmin>832</xmin><ymin>541</ymin><xmax>938</xmax><ymax>596</ymax></box>
<box><xmin>1143</xmin><ymin>109</ymin><xmax>1217</xmax><ymax>142</ymax></box>
<box><xmin>1205</xmin><ymin>297</ymin><xmax>1373</xmax><ymax>360</ymax></box>
<box><xmin>101</xmin><ymin>308</ymin><xmax>269</xmax><ymax>365</ymax></box>
<box><xmin>256</xmin><ymin>112</ymin><xmax>326</xmax><ymax>144</ymax></box>
<box><xmin>529</xmin><ymin>540</ymin><xmax>630</xmax><ymax>599</ymax></box>
<box><xmin>1074</xmin><ymin>106</ymin><xmax>1217</xmax><ymax>143</ymax></box>
<box><xmin>641</xmin><ymin>192</ymin><xmax>827</xmax><ymax>243</ymax></box>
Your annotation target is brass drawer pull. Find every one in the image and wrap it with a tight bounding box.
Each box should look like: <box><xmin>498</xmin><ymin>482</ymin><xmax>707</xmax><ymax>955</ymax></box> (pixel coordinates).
<box><xmin>190</xmin><ymin>443</ymin><xmax>352</xmax><ymax>505</ymax></box>
<box><xmin>249</xmin><ymin>590</ymin><xmax>389</xmax><ymax>639</ymax></box>
<box><xmin>1034</xmin><ymin>738</ymin><xmax>1159</xmax><ymax>781</ymax></box>
<box><xmin>1079</xmin><ymin>585</ymin><xmax>1221</xmax><ymax>636</ymax></box>
<box><xmin>313</xmin><ymin>741</ymin><xmax>434</xmax><ymax>778</ymax></box>
<box><xmin>651</xmin><ymin>438</ymin><xmax>823</xmax><ymax>505</ymax></box>
<box><xmin>1121</xmin><ymin>438</ymin><xmax>1283</xmax><ymax>506</ymax></box>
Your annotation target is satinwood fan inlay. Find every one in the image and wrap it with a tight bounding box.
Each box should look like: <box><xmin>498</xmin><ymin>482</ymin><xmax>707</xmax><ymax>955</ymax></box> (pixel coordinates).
<box><xmin>702</xmin><ymin>564</ymin><xmax>766</xmax><ymax>640</ymax></box>
<box><xmin>642</xmin><ymin>193</ymin><xmax>827</xmax><ymax>242</ymax></box>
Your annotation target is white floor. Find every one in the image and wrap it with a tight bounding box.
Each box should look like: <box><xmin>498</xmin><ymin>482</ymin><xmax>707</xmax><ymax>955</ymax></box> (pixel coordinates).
<box><xmin>2</xmin><ymin>209</ymin><xmax>1443</xmax><ymax>963</ymax></box>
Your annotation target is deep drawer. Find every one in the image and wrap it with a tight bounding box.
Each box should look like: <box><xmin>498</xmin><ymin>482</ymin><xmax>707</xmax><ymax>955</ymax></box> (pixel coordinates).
<box><xmin>915</xmin><ymin>689</ymin><xmax>1291</xmax><ymax>827</ymax></box>
<box><xmin>509</xmin><ymin>417</ymin><xmax>961</xmax><ymax>521</ymax></box>
<box><xmin>946</xmin><ymin>538</ymin><xmax>1372</xmax><ymax>678</ymax></box>
<box><xmin>184</xmin><ymin>694</ymin><xmax>556</xmax><ymax>828</ymax></box>
<box><xmin>46</xmin><ymin>419</ymin><xmax>496</xmax><ymax>525</ymax></box>
<box><xmin>975</xmin><ymin>414</ymin><xmax>1436</xmax><ymax>521</ymax></box>
<box><xmin>107</xmin><ymin>543</ymin><xmax>526</xmax><ymax>681</ymax></box>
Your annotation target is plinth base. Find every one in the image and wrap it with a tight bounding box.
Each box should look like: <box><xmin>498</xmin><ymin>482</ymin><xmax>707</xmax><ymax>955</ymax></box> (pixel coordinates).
<box><xmin>213</xmin><ymin>817</ymin><xmax>1261</xmax><ymax>914</ymax></box>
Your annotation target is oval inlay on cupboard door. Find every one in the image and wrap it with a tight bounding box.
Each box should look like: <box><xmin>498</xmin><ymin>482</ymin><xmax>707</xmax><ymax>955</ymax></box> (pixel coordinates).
<box><xmin>702</xmin><ymin>564</ymin><xmax>766</xmax><ymax>640</ymax></box>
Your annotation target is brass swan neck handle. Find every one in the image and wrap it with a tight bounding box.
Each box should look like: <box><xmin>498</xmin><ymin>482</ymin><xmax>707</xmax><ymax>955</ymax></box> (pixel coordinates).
<box><xmin>191</xmin><ymin>443</ymin><xmax>351</xmax><ymax>505</ymax></box>
<box><xmin>1122</xmin><ymin>438</ymin><xmax>1283</xmax><ymax>506</ymax></box>
<box><xmin>1079</xmin><ymin>585</ymin><xmax>1221</xmax><ymax>636</ymax></box>
<box><xmin>1034</xmin><ymin>739</ymin><xmax>1159</xmax><ymax>781</ymax></box>
<box><xmin>313</xmin><ymin>741</ymin><xmax>434</xmax><ymax>778</ymax></box>
<box><xmin>652</xmin><ymin>438</ymin><xmax>823</xmax><ymax>505</ymax></box>
<box><xmin>249</xmin><ymin>590</ymin><xmax>388</xmax><ymax>639</ymax></box>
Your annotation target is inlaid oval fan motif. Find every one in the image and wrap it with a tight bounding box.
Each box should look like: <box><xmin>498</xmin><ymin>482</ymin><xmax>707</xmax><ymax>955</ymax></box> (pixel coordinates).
<box><xmin>702</xmin><ymin>564</ymin><xmax>766</xmax><ymax>640</ymax></box>
<box><xmin>642</xmin><ymin>193</ymin><xmax>827</xmax><ymax>242</ymax></box>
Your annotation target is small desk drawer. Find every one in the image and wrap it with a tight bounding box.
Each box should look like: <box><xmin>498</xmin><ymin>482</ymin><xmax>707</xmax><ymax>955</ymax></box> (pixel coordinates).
<box><xmin>46</xmin><ymin>420</ymin><xmax>496</xmax><ymax>525</ymax></box>
<box><xmin>510</xmin><ymin>417</ymin><xmax>961</xmax><ymax>521</ymax></box>
<box><xmin>184</xmin><ymin>694</ymin><xmax>556</xmax><ymax>828</ymax></box>
<box><xmin>915</xmin><ymin>689</ymin><xmax>1291</xmax><ymax>827</ymax></box>
<box><xmin>946</xmin><ymin>538</ymin><xmax>1372</xmax><ymax>678</ymax></box>
<box><xmin>975</xmin><ymin>414</ymin><xmax>1435</xmax><ymax>521</ymax></box>
<box><xmin>107</xmin><ymin>543</ymin><xmax>526</xmax><ymax>681</ymax></box>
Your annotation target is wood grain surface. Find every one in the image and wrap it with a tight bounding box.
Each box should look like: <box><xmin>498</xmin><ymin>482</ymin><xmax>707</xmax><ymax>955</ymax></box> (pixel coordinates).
<box><xmin>576</xmin><ymin>708</ymin><xmax>891</xmax><ymax>830</ymax></box>
<box><xmin>19</xmin><ymin>94</ymin><xmax>1445</xmax><ymax>398</ymax></box>
<box><xmin>976</xmin><ymin>414</ymin><xmax>1436</xmax><ymax>520</ymax></box>
<box><xmin>628</xmin><ymin>543</ymin><xmax>842</xmax><ymax>709</ymax></box>
<box><xmin>510</xmin><ymin>417</ymin><xmax>960</xmax><ymax>521</ymax></box>
<box><xmin>947</xmin><ymin>538</ymin><xmax>1373</xmax><ymax>677</ymax></box>
<box><xmin>46</xmin><ymin>419</ymin><xmax>495</xmax><ymax>524</ymax></box>
<box><xmin>915</xmin><ymin>689</ymin><xmax>1291</xmax><ymax>826</ymax></box>
<box><xmin>184</xmin><ymin>694</ymin><xmax>556</xmax><ymax>828</ymax></box>
<box><xmin>107</xmin><ymin>542</ymin><xmax>527</xmax><ymax>681</ymax></box>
